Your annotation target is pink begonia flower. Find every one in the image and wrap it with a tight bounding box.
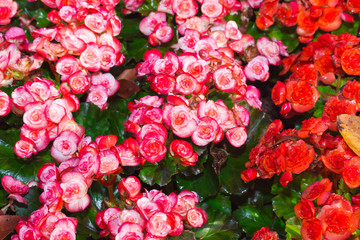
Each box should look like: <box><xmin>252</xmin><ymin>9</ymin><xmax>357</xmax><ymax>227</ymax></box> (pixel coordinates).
<box><xmin>244</xmin><ymin>56</ymin><xmax>270</xmax><ymax>82</ymax></box>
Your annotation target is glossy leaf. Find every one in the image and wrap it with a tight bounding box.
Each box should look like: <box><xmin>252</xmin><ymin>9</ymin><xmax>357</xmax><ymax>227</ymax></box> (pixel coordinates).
<box><xmin>195</xmin><ymin>194</ymin><xmax>239</xmax><ymax>240</ymax></box>
<box><xmin>234</xmin><ymin>205</ymin><xmax>273</xmax><ymax>236</ymax></box>
<box><xmin>139</xmin><ymin>156</ymin><xmax>178</xmax><ymax>186</ymax></box>
<box><xmin>168</xmin><ymin>230</ymin><xmax>196</xmax><ymax>240</ymax></box>
<box><xmin>14</xmin><ymin>187</ymin><xmax>42</xmax><ymax>216</ymax></box>
<box><xmin>176</xmin><ymin>164</ymin><xmax>219</xmax><ymax>202</ymax></box>
<box><xmin>74</xmin><ymin>103</ymin><xmax>111</xmax><ymax>140</ymax></box>
<box><xmin>137</xmin><ymin>0</ymin><xmax>159</xmax><ymax>16</ymax></box>
<box><xmin>127</xmin><ymin>38</ymin><xmax>150</xmax><ymax>62</ymax></box>
<box><xmin>285</xmin><ymin>217</ymin><xmax>302</xmax><ymax>240</ymax></box>
<box><xmin>272</xmin><ymin>189</ymin><xmax>299</xmax><ymax>220</ymax></box>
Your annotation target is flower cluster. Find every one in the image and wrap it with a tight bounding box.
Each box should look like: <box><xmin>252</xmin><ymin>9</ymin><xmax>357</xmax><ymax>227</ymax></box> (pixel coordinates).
<box><xmin>0</xmin><ymin>27</ymin><xmax>44</xmax><ymax>87</ymax></box>
<box><xmin>242</xmin><ymin>114</ymin><xmax>360</xmax><ymax>188</ymax></box>
<box><xmin>96</xmin><ymin>176</ymin><xmax>208</xmax><ymax>239</ymax></box>
<box><xmin>251</xmin><ymin>227</ymin><xmax>279</xmax><ymax>240</ymax></box>
<box><xmin>139</xmin><ymin>12</ymin><xmax>174</xmax><ymax>46</ymax></box>
<box><xmin>136</xmin><ymin>14</ymin><xmax>288</xmax><ymax>98</ymax></box>
<box><xmin>272</xmin><ymin>33</ymin><xmax>360</xmax><ymax>118</ymax></box>
<box><xmin>11</xmin><ymin>77</ymin><xmax>82</xmax><ymax>158</ymax></box>
<box><xmin>296</xmin><ymin>178</ymin><xmax>358</xmax><ymax>240</ymax></box>
<box><xmin>253</xmin><ymin>0</ymin><xmax>357</xmax><ymax>43</ymax></box>
<box><xmin>125</xmin><ymin>94</ymin><xmax>250</xmax><ymax>159</ymax></box>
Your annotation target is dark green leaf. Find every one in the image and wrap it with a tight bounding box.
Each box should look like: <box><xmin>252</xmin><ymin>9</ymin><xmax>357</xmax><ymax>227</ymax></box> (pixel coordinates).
<box><xmin>14</xmin><ymin>187</ymin><xmax>42</xmax><ymax>216</ymax></box>
<box><xmin>176</xmin><ymin>164</ymin><xmax>219</xmax><ymax>202</ymax></box>
<box><xmin>139</xmin><ymin>156</ymin><xmax>177</xmax><ymax>187</ymax></box>
<box><xmin>120</xmin><ymin>18</ymin><xmax>142</xmax><ymax>40</ymax></box>
<box><xmin>88</xmin><ymin>181</ymin><xmax>108</xmax><ymax>211</ymax></box>
<box><xmin>71</xmin><ymin>206</ymin><xmax>100</xmax><ymax>240</ymax></box>
<box><xmin>195</xmin><ymin>194</ymin><xmax>239</xmax><ymax>240</ymax></box>
<box><xmin>168</xmin><ymin>230</ymin><xmax>196</xmax><ymax>240</ymax></box>
<box><xmin>247</xmin><ymin>22</ymin><xmax>267</xmax><ymax>41</ymax></box>
<box><xmin>285</xmin><ymin>217</ymin><xmax>302</xmax><ymax>240</ymax></box>
<box><xmin>234</xmin><ymin>205</ymin><xmax>273</xmax><ymax>236</ymax></box>
<box><xmin>73</xmin><ymin>103</ymin><xmax>110</xmax><ymax>139</ymax></box>
<box><xmin>268</xmin><ymin>25</ymin><xmax>299</xmax><ymax>53</ymax></box>
<box><xmin>35</xmin><ymin>9</ymin><xmax>50</xmax><ymax>28</ymax></box>
<box><xmin>127</xmin><ymin>38</ymin><xmax>150</xmax><ymax>62</ymax></box>
<box><xmin>0</xmin><ymin>190</ymin><xmax>8</xmax><ymax>207</ymax></box>
<box><xmin>272</xmin><ymin>189</ymin><xmax>299</xmax><ymax>220</ymax></box>
<box><xmin>137</xmin><ymin>0</ymin><xmax>160</xmax><ymax>16</ymax></box>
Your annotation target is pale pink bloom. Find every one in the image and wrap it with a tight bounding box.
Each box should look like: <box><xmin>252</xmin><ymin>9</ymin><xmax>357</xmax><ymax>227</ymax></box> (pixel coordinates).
<box><xmin>170</xmin><ymin>105</ymin><xmax>197</xmax><ymax>138</ymax></box>
<box><xmin>172</xmin><ymin>0</ymin><xmax>198</xmax><ymax>19</ymax></box>
<box><xmin>146</xmin><ymin>212</ymin><xmax>172</xmax><ymax>238</ymax></box>
<box><xmin>97</xmin><ymin>149</ymin><xmax>120</xmax><ymax>175</ymax></box>
<box><xmin>213</xmin><ymin>65</ymin><xmax>237</xmax><ymax>92</ymax></box>
<box><xmin>201</xmin><ymin>0</ymin><xmax>224</xmax><ymax>18</ymax></box>
<box><xmin>59</xmin><ymin>6</ymin><xmax>77</xmax><ymax>23</ymax></box>
<box><xmin>115</xmin><ymin>223</ymin><xmax>144</xmax><ymax>240</ymax></box>
<box><xmin>175</xmin><ymin>73</ymin><xmax>197</xmax><ymax>95</ymax></box>
<box><xmin>0</xmin><ymin>0</ymin><xmax>18</xmax><ymax>25</ymax></box>
<box><xmin>85</xmin><ymin>13</ymin><xmax>108</xmax><ymax>34</ymax></box>
<box><xmin>139</xmin><ymin>12</ymin><xmax>167</xmax><ymax>36</ymax></box>
<box><xmin>0</xmin><ymin>90</ymin><xmax>12</xmax><ymax>116</ymax></box>
<box><xmin>226</xmin><ymin>126</ymin><xmax>247</xmax><ymax>147</ymax></box>
<box><xmin>244</xmin><ymin>56</ymin><xmax>269</xmax><ymax>81</ymax></box>
<box><xmin>192</xmin><ymin>116</ymin><xmax>220</xmax><ymax>146</ymax></box>
<box><xmin>245</xmin><ymin>85</ymin><xmax>262</xmax><ymax>109</ymax></box>
<box><xmin>80</xmin><ymin>43</ymin><xmax>101</xmax><ymax>72</ymax></box>
<box><xmin>51</xmin><ymin>130</ymin><xmax>80</xmax><ymax>162</ymax></box>
<box><xmin>225</xmin><ymin>21</ymin><xmax>242</xmax><ymax>40</ymax></box>
<box><xmin>118</xmin><ymin>176</ymin><xmax>142</xmax><ymax>199</ymax></box>
<box><xmin>186</xmin><ymin>207</ymin><xmax>208</xmax><ymax>227</ymax></box>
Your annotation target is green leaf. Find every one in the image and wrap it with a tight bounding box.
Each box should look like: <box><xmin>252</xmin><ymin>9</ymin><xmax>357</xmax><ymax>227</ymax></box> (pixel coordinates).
<box><xmin>312</xmin><ymin>100</ymin><xmax>324</xmax><ymax>118</ymax></box>
<box><xmin>14</xmin><ymin>187</ymin><xmax>42</xmax><ymax>216</ymax></box>
<box><xmin>168</xmin><ymin>230</ymin><xmax>196</xmax><ymax>240</ymax></box>
<box><xmin>176</xmin><ymin>164</ymin><xmax>219</xmax><ymax>202</ymax></box>
<box><xmin>268</xmin><ymin>25</ymin><xmax>299</xmax><ymax>53</ymax></box>
<box><xmin>285</xmin><ymin>217</ymin><xmax>302</xmax><ymax>240</ymax></box>
<box><xmin>71</xmin><ymin>206</ymin><xmax>100</xmax><ymax>240</ymax></box>
<box><xmin>234</xmin><ymin>205</ymin><xmax>273</xmax><ymax>236</ymax></box>
<box><xmin>220</xmin><ymin>109</ymin><xmax>271</xmax><ymax>195</ymax></box>
<box><xmin>137</xmin><ymin>0</ymin><xmax>160</xmax><ymax>16</ymax></box>
<box><xmin>73</xmin><ymin>103</ymin><xmax>110</xmax><ymax>139</ymax></box>
<box><xmin>88</xmin><ymin>181</ymin><xmax>108</xmax><ymax>211</ymax></box>
<box><xmin>0</xmin><ymin>190</ymin><xmax>7</xmax><ymax>207</ymax></box>
<box><xmin>0</xmin><ymin>129</ymin><xmax>52</xmax><ymax>183</ymax></box>
<box><xmin>247</xmin><ymin>22</ymin><xmax>267</xmax><ymax>41</ymax></box>
<box><xmin>272</xmin><ymin>189</ymin><xmax>299</xmax><ymax>220</ymax></box>
<box><xmin>35</xmin><ymin>9</ymin><xmax>50</xmax><ymax>28</ymax></box>
<box><xmin>139</xmin><ymin>156</ymin><xmax>177</xmax><ymax>187</ymax></box>
<box><xmin>120</xmin><ymin>18</ymin><xmax>142</xmax><ymax>40</ymax></box>
<box><xmin>195</xmin><ymin>194</ymin><xmax>239</xmax><ymax>240</ymax></box>
<box><xmin>127</xmin><ymin>38</ymin><xmax>150</xmax><ymax>62</ymax></box>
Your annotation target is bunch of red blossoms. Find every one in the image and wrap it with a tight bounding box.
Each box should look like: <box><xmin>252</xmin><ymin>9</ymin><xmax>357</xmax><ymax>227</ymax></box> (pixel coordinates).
<box><xmin>96</xmin><ymin>176</ymin><xmax>207</xmax><ymax>239</ymax></box>
<box><xmin>272</xmin><ymin>33</ymin><xmax>360</xmax><ymax>118</ymax></box>
<box><xmin>251</xmin><ymin>227</ymin><xmax>279</xmax><ymax>240</ymax></box>
<box><xmin>295</xmin><ymin>178</ymin><xmax>359</xmax><ymax>240</ymax></box>
<box><xmin>241</xmin><ymin>113</ymin><xmax>359</xmax><ymax>188</ymax></box>
<box><xmin>253</xmin><ymin>0</ymin><xmax>358</xmax><ymax>43</ymax></box>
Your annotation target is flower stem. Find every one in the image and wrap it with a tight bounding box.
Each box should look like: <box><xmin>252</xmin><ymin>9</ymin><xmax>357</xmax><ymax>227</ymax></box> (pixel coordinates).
<box><xmin>107</xmin><ymin>185</ymin><xmax>115</xmax><ymax>204</ymax></box>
